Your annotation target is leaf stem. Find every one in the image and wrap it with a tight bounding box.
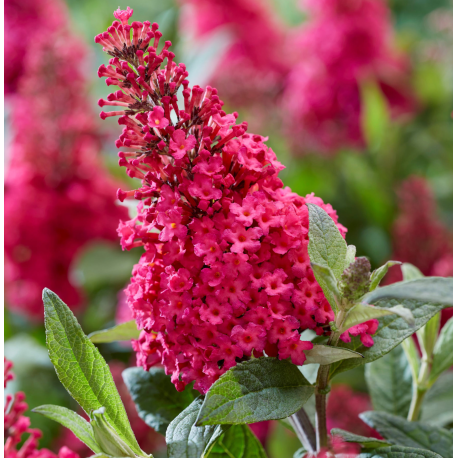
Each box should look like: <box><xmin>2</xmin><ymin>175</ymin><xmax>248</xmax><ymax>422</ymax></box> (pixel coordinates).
<box><xmin>289</xmin><ymin>407</ymin><xmax>317</xmax><ymax>453</ymax></box>
<box><xmin>314</xmin><ymin>312</ymin><xmax>346</xmax><ymax>450</ymax></box>
<box><xmin>407</xmin><ymin>356</ymin><xmax>430</xmax><ymax>421</ymax></box>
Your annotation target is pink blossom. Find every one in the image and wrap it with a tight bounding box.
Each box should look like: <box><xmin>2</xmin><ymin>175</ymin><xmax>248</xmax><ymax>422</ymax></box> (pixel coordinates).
<box><xmin>169</xmin><ymin>130</ymin><xmax>196</xmax><ymax>159</ymax></box>
<box><xmin>187</xmin><ymin>174</ymin><xmax>222</xmax><ymax>200</ymax></box>
<box><xmin>148</xmin><ymin>106</ymin><xmax>169</xmax><ymax>129</ymax></box>
<box><xmin>231</xmin><ymin>323</ymin><xmax>267</xmax><ymax>355</ymax></box>
<box><xmin>340</xmin><ymin>319</ymin><xmax>379</xmax><ymax>347</ymax></box>
<box><xmin>113</xmin><ymin>6</ymin><xmax>133</xmax><ymax>25</ymax></box>
<box><xmin>278</xmin><ymin>334</ymin><xmax>313</xmax><ymax>365</ymax></box>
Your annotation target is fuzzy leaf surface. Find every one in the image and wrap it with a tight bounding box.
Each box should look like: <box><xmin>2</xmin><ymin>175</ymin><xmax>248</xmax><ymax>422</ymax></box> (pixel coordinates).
<box><xmin>331</xmin><ymin>428</ymin><xmax>390</xmax><ymax>449</ymax></box>
<box><xmin>196</xmin><ymin>358</ymin><xmax>313</xmax><ymax>426</ymax></box>
<box><xmin>122</xmin><ymin>367</ymin><xmax>196</xmax><ymax>435</ymax></box>
<box><xmin>370</xmin><ymin>261</ymin><xmax>402</xmax><ymax>291</ymax></box>
<box><xmin>32</xmin><ymin>405</ymin><xmax>101</xmax><ymax>453</ymax></box>
<box><xmin>89</xmin><ymin>321</ymin><xmax>140</xmax><ymax>343</ymax></box>
<box><xmin>358</xmin><ymin>445</ymin><xmax>444</xmax><ymax>458</ymax></box>
<box><xmin>328</xmin><ymin>278</ymin><xmax>452</xmax><ymax>378</ymax></box>
<box><xmin>365</xmin><ymin>345</ymin><xmax>412</xmax><ymax>418</ymax></box>
<box><xmin>421</xmin><ymin>373</ymin><xmax>453</xmax><ymax>427</ymax></box>
<box><xmin>42</xmin><ymin>289</ymin><xmax>142</xmax><ymax>456</ymax></box>
<box><xmin>360</xmin><ymin>411</ymin><xmax>452</xmax><ymax>458</ymax></box>
<box><xmin>207</xmin><ymin>425</ymin><xmax>267</xmax><ymax>458</ymax></box>
<box><xmin>166</xmin><ymin>397</ymin><xmax>226</xmax><ymax>458</ymax></box>
<box><xmin>307</xmin><ymin>203</ymin><xmax>347</xmax><ymax>313</ymax></box>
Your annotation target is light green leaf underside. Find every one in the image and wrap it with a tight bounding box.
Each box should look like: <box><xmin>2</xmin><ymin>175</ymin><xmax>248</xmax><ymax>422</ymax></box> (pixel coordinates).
<box><xmin>331</xmin><ymin>428</ymin><xmax>390</xmax><ymax>449</ymax></box>
<box><xmin>421</xmin><ymin>372</ymin><xmax>453</xmax><ymax>427</ymax></box>
<box><xmin>196</xmin><ymin>358</ymin><xmax>313</xmax><ymax>426</ymax></box>
<box><xmin>166</xmin><ymin>397</ymin><xmax>227</xmax><ymax>458</ymax></box>
<box><xmin>358</xmin><ymin>445</ymin><xmax>444</xmax><ymax>458</ymax></box>
<box><xmin>32</xmin><ymin>404</ymin><xmax>101</xmax><ymax>453</ymax></box>
<box><xmin>303</xmin><ymin>344</ymin><xmax>362</xmax><ymax>365</ymax></box>
<box><xmin>42</xmin><ymin>289</ymin><xmax>143</xmax><ymax>456</ymax></box>
<box><xmin>429</xmin><ymin>317</ymin><xmax>453</xmax><ymax>384</ymax></box>
<box><xmin>360</xmin><ymin>411</ymin><xmax>452</xmax><ymax>458</ymax></box>
<box><xmin>89</xmin><ymin>320</ymin><xmax>140</xmax><ymax>343</ymax></box>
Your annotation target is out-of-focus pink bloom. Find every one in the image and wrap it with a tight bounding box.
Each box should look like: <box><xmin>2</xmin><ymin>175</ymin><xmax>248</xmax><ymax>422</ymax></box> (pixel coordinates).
<box><xmin>282</xmin><ymin>0</ymin><xmax>416</xmax><ymax>153</ymax></box>
<box><xmin>179</xmin><ymin>0</ymin><xmax>291</xmax><ymax>108</ymax></box>
<box><xmin>4</xmin><ymin>0</ymin><xmax>127</xmax><ymax>319</ymax></box>
<box><xmin>4</xmin><ymin>358</ymin><xmax>81</xmax><ymax>458</ymax></box>
<box><xmin>94</xmin><ymin>10</ymin><xmax>379</xmax><ymax>395</ymax></box>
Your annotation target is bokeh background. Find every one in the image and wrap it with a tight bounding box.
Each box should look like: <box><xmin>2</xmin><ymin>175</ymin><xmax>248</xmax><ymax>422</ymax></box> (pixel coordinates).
<box><xmin>4</xmin><ymin>0</ymin><xmax>452</xmax><ymax>457</ymax></box>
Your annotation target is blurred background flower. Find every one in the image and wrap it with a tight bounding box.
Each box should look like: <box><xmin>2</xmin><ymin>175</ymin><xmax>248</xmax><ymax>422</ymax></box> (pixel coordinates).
<box><xmin>4</xmin><ymin>0</ymin><xmax>452</xmax><ymax>456</ymax></box>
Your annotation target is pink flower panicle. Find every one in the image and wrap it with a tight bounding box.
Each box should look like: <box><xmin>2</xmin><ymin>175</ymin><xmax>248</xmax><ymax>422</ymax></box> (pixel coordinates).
<box><xmin>96</xmin><ymin>8</ymin><xmax>375</xmax><ymax>394</ymax></box>
<box><xmin>5</xmin><ymin>0</ymin><xmax>127</xmax><ymax>319</ymax></box>
<box><xmin>4</xmin><ymin>358</ymin><xmax>80</xmax><ymax>458</ymax></box>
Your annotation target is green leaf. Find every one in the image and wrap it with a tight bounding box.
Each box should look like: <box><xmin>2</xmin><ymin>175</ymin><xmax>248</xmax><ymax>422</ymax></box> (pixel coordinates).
<box><xmin>303</xmin><ymin>344</ymin><xmax>362</xmax><ymax>365</ymax></box>
<box><xmin>195</xmin><ymin>358</ymin><xmax>313</xmax><ymax>426</ymax></box>
<box><xmin>401</xmin><ymin>263</ymin><xmax>424</xmax><ymax>281</ymax></box>
<box><xmin>88</xmin><ymin>321</ymin><xmax>140</xmax><ymax>343</ymax></box>
<box><xmin>365</xmin><ymin>345</ymin><xmax>412</xmax><ymax>418</ymax></box>
<box><xmin>417</xmin><ymin>313</ymin><xmax>440</xmax><ymax>361</ymax></box>
<box><xmin>344</xmin><ymin>245</ymin><xmax>357</xmax><ymax>269</ymax></box>
<box><xmin>369</xmin><ymin>261</ymin><xmax>402</xmax><ymax>291</ymax></box>
<box><xmin>310</xmin><ymin>263</ymin><xmax>341</xmax><ymax>308</ymax></box>
<box><xmin>401</xmin><ymin>337</ymin><xmax>420</xmax><ymax>384</ymax></box>
<box><xmin>421</xmin><ymin>372</ymin><xmax>453</xmax><ymax>427</ymax></box>
<box><xmin>306</xmin><ymin>203</ymin><xmax>347</xmax><ymax>314</ymax></box>
<box><xmin>342</xmin><ymin>303</ymin><xmax>414</xmax><ymax>332</ymax></box>
<box><xmin>361</xmin><ymin>79</ymin><xmax>390</xmax><ymax>150</ymax></box>
<box><xmin>165</xmin><ymin>397</ymin><xmax>227</xmax><ymax>458</ymax></box>
<box><xmin>360</xmin><ymin>411</ymin><xmax>452</xmax><ymax>458</ymax></box>
<box><xmin>429</xmin><ymin>317</ymin><xmax>453</xmax><ymax>384</ymax></box>
<box><xmin>32</xmin><ymin>405</ymin><xmax>101</xmax><ymax>454</ymax></box>
<box><xmin>358</xmin><ymin>445</ymin><xmax>444</xmax><ymax>458</ymax></box>
<box><xmin>328</xmin><ymin>278</ymin><xmax>452</xmax><ymax>379</ymax></box>
<box><xmin>331</xmin><ymin>428</ymin><xmax>390</xmax><ymax>449</ymax></box>
<box><xmin>122</xmin><ymin>367</ymin><xmax>196</xmax><ymax>435</ymax></box>
<box><xmin>42</xmin><ymin>289</ymin><xmax>143</xmax><ymax>457</ymax></box>
<box><xmin>207</xmin><ymin>425</ymin><xmax>267</xmax><ymax>458</ymax></box>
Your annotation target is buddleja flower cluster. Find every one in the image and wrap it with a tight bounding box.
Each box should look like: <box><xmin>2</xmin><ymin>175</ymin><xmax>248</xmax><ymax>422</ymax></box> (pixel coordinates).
<box><xmin>4</xmin><ymin>359</ymin><xmax>80</xmax><ymax>458</ymax></box>
<box><xmin>97</xmin><ymin>8</ymin><xmax>375</xmax><ymax>394</ymax></box>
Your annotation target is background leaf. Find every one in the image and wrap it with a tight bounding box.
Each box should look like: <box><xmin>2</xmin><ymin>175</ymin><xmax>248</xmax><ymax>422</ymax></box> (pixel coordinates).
<box><xmin>122</xmin><ymin>367</ymin><xmax>197</xmax><ymax>435</ymax></box>
<box><xmin>429</xmin><ymin>317</ymin><xmax>453</xmax><ymax>384</ymax></box>
<box><xmin>89</xmin><ymin>320</ymin><xmax>140</xmax><ymax>343</ymax></box>
<box><xmin>401</xmin><ymin>263</ymin><xmax>424</xmax><ymax>281</ymax></box>
<box><xmin>365</xmin><ymin>345</ymin><xmax>412</xmax><ymax>418</ymax></box>
<box><xmin>166</xmin><ymin>397</ymin><xmax>227</xmax><ymax>458</ymax></box>
<box><xmin>358</xmin><ymin>445</ymin><xmax>444</xmax><ymax>458</ymax></box>
<box><xmin>420</xmin><ymin>372</ymin><xmax>453</xmax><ymax>427</ymax></box>
<box><xmin>42</xmin><ymin>289</ymin><xmax>143</xmax><ymax>456</ymax></box>
<box><xmin>32</xmin><ymin>405</ymin><xmax>101</xmax><ymax>453</ymax></box>
<box><xmin>196</xmin><ymin>358</ymin><xmax>313</xmax><ymax>426</ymax></box>
<box><xmin>360</xmin><ymin>411</ymin><xmax>452</xmax><ymax>458</ymax></box>
<box><xmin>369</xmin><ymin>261</ymin><xmax>402</xmax><ymax>291</ymax></box>
<box><xmin>207</xmin><ymin>425</ymin><xmax>267</xmax><ymax>458</ymax></box>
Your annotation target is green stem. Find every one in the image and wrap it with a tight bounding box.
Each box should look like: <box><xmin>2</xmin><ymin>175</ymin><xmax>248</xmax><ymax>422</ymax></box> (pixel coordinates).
<box><xmin>289</xmin><ymin>407</ymin><xmax>317</xmax><ymax>453</ymax></box>
<box><xmin>315</xmin><ymin>312</ymin><xmax>345</xmax><ymax>450</ymax></box>
<box><xmin>407</xmin><ymin>357</ymin><xmax>430</xmax><ymax>421</ymax></box>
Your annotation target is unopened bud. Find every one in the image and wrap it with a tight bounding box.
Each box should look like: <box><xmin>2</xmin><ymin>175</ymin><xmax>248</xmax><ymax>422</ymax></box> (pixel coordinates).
<box><xmin>91</xmin><ymin>407</ymin><xmax>137</xmax><ymax>458</ymax></box>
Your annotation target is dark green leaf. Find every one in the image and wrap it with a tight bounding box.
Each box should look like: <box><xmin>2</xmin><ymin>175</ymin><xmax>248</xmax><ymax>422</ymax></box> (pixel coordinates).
<box><xmin>303</xmin><ymin>344</ymin><xmax>362</xmax><ymax>365</ymax></box>
<box><xmin>307</xmin><ymin>203</ymin><xmax>347</xmax><ymax>314</ymax></box>
<box><xmin>42</xmin><ymin>289</ymin><xmax>143</xmax><ymax>456</ymax></box>
<box><xmin>165</xmin><ymin>397</ymin><xmax>226</xmax><ymax>458</ymax></box>
<box><xmin>365</xmin><ymin>345</ymin><xmax>412</xmax><ymax>418</ymax></box>
<box><xmin>122</xmin><ymin>367</ymin><xmax>196</xmax><ymax>435</ymax></box>
<box><xmin>360</xmin><ymin>411</ymin><xmax>452</xmax><ymax>458</ymax></box>
<box><xmin>196</xmin><ymin>358</ymin><xmax>313</xmax><ymax>426</ymax></box>
<box><xmin>207</xmin><ymin>425</ymin><xmax>267</xmax><ymax>458</ymax></box>
<box><xmin>32</xmin><ymin>405</ymin><xmax>101</xmax><ymax>453</ymax></box>
<box><xmin>331</xmin><ymin>428</ymin><xmax>390</xmax><ymax>449</ymax></box>
<box><xmin>429</xmin><ymin>317</ymin><xmax>453</xmax><ymax>384</ymax></box>
<box><xmin>370</xmin><ymin>261</ymin><xmax>402</xmax><ymax>291</ymax></box>
<box><xmin>328</xmin><ymin>278</ymin><xmax>452</xmax><ymax>378</ymax></box>
<box><xmin>358</xmin><ymin>445</ymin><xmax>444</xmax><ymax>458</ymax></box>
<box><xmin>89</xmin><ymin>321</ymin><xmax>140</xmax><ymax>343</ymax></box>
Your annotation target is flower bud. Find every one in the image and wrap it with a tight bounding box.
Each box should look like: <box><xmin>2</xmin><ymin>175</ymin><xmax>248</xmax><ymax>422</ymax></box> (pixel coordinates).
<box><xmin>339</xmin><ymin>257</ymin><xmax>371</xmax><ymax>302</ymax></box>
<box><xmin>90</xmin><ymin>407</ymin><xmax>137</xmax><ymax>458</ymax></box>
